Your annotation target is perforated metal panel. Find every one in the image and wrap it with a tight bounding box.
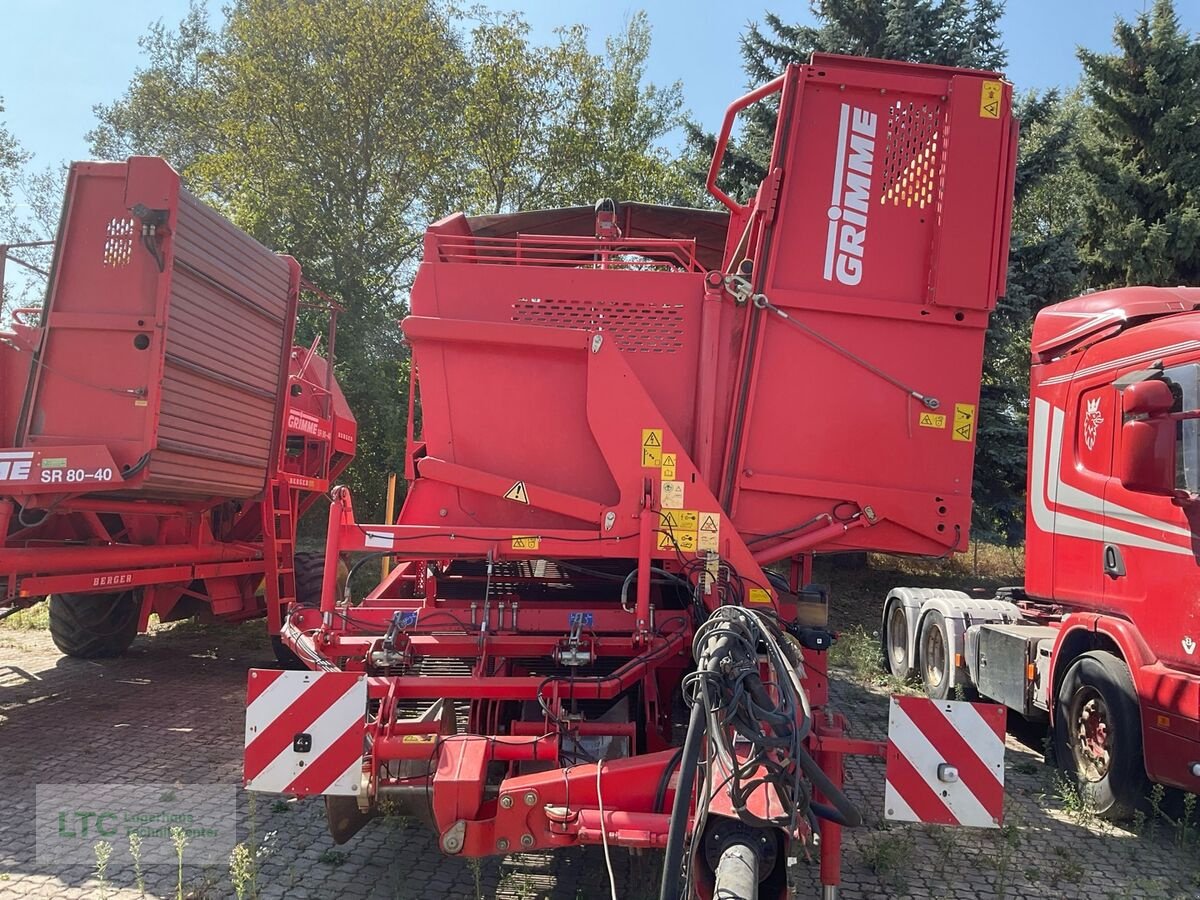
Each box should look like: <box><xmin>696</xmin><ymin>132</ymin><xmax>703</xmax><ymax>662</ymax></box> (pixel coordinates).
<box><xmin>880</xmin><ymin>100</ymin><xmax>942</xmax><ymax>210</ymax></box>
<box><xmin>510</xmin><ymin>298</ymin><xmax>685</xmax><ymax>353</ymax></box>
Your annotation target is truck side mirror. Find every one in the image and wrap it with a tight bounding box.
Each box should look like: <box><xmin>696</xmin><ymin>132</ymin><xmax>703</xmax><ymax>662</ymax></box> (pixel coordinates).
<box><xmin>1119</xmin><ymin>380</ymin><xmax>1178</xmax><ymax>496</ymax></box>
<box><xmin>1122</xmin><ymin>379</ymin><xmax>1175</xmax><ymax>416</ymax></box>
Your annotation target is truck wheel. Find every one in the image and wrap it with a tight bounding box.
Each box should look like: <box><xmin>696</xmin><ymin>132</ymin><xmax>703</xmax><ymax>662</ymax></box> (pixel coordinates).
<box><xmin>48</xmin><ymin>591</ymin><xmax>140</xmax><ymax>659</ymax></box>
<box><xmin>882</xmin><ymin>599</ymin><xmax>913</xmax><ymax>679</ymax></box>
<box><xmin>271</xmin><ymin>552</ymin><xmax>348</xmax><ymax>668</ymax></box>
<box><xmin>918</xmin><ymin>610</ymin><xmax>960</xmax><ymax>700</ymax></box>
<box><xmin>1054</xmin><ymin>651</ymin><xmax>1146</xmax><ymax>820</ymax></box>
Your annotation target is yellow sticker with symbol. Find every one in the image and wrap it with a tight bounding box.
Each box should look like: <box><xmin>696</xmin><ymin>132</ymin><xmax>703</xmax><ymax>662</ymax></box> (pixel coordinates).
<box><xmin>660</xmin><ymin>453</ymin><xmax>677</xmax><ymax>479</ymax></box>
<box><xmin>658</xmin><ymin>530</ymin><xmax>697</xmax><ymax>552</ymax></box>
<box><xmin>511</xmin><ymin>536</ymin><xmax>540</xmax><ymax>550</ymax></box>
<box><xmin>661</xmin><ymin>509</ymin><xmax>698</xmax><ymax>530</ymax></box>
<box><xmin>979</xmin><ymin>80</ymin><xmax>1002</xmax><ymax>119</ymax></box>
<box><xmin>918</xmin><ymin>412</ymin><xmax>946</xmax><ymax>429</ymax></box>
<box><xmin>641</xmin><ymin>428</ymin><xmax>663</xmax><ymax>467</ymax></box>
<box><xmin>952</xmin><ymin>403</ymin><xmax>976</xmax><ymax>442</ymax></box>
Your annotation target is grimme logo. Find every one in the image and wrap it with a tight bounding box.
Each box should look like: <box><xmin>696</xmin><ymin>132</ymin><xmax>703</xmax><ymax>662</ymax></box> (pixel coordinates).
<box><xmin>823</xmin><ymin>103</ymin><xmax>877</xmax><ymax>287</ymax></box>
<box><xmin>0</xmin><ymin>451</ymin><xmax>34</xmax><ymax>482</ymax></box>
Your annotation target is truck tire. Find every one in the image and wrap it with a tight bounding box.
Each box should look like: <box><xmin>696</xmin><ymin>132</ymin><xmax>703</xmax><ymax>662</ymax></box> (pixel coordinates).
<box><xmin>917</xmin><ymin>610</ymin><xmax>969</xmax><ymax>701</ymax></box>
<box><xmin>48</xmin><ymin>591</ymin><xmax>140</xmax><ymax>659</ymax></box>
<box><xmin>271</xmin><ymin>552</ymin><xmax>348</xmax><ymax>668</ymax></box>
<box><xmin>1053</xmin><ymin>651</ymin><xmax>1146</xmax><ymax>820</ymax></box>
<box><xmin>882</xmin><ymin>598</ymin><xmax>913</xmax><ymax>679</ymax></box>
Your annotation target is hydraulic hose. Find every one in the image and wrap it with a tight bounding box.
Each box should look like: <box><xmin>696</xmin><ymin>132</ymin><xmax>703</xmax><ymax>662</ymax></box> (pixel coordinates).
<box><xmin>794</xmin><ymin>744</ymin><xmax>862</xmax><ymax>828</ymax></box>
<box><xmin>658</xmin><ymin>689</ymin><xmax>706</xmax><ymax>900</ymax></box>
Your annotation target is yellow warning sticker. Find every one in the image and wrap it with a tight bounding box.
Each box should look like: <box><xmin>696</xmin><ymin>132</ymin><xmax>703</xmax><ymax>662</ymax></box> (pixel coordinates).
<box><xmin>660</xmin><ymin>480</ymin><xmax>685</xmax><ymax>509</ymax></box>
<box><xmin>980</xmin><ymin>80</ymin><xmax>1002</xmax><ymax>119</ymax></box>
<box><xmin>952</xmin><ymin>403</ymin><xmax>976</xmax><ymax>442</ymax></box>
<box><xmin>641</xmin><ymin>429</ymin><xmax>663</xmax><ymax>468</ymax></box>
<box><xmin>662</xmin><ymin>509</ymin><xmax>698</xmax><ymax>531</ymax></box>
<box><xmin>402</xmin><ymin>734</ymin><xmax>436</xmax><ymax>744</ymax></box>
<box><xmin>511</xmin><ymin>535</ymin><xmax>540</xmax><ymax>550</ymax></box>
<box><xmin>661</xmin><ymin>452</ymin><xmax>677</xmax><ymax>480</ymax></box>
<box><xmin>659</xmin><ymin>530</ymin><xmax>697</xmax><ymax>552</ymax></box>
<box><xmin>918</xmin><ymin>412</ymin><xmax>946</xmax><ymax>429</ymax></box>
<box><xmin>697</xmin><ymin>512</ymin><xmax>720</xmax><ymax>551</ymax></box>
<box><xmin>503</xmin><ymin>481</ymin><xmax>529</xmax><ymax>503</ymax></box>
<box><xmin>748</xmin><ymin>588</ymin><xmax>773</xmax><ymax>605</ymax></box>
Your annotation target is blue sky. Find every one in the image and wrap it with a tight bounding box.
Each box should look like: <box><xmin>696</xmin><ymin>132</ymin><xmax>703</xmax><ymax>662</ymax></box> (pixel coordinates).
<box><xmin>1</xmin><ymin>0</ymin><xmax>1197</xmax><ymax>168</ymax></box>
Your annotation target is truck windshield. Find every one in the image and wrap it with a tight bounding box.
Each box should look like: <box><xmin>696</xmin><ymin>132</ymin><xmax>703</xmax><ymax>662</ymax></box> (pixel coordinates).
<box><xmin>1164</xmin><ymin>362</ymin><xmax>1200</xmax><ymax>493</ymax></box>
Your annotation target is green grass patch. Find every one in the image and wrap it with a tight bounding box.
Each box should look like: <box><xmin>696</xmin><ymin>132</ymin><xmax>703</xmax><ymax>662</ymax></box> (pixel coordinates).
<box><xmin>0</xmin><ymin>602</ymin><xmax>49</xmax><ymax>630</ymax></box>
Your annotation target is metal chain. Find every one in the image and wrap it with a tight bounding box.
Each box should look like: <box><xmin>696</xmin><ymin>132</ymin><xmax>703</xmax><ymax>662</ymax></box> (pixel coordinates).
<box><xmin>722</xmin><ymin>274</ymin><xmax>940</xmax><ymax>410</ymax></box>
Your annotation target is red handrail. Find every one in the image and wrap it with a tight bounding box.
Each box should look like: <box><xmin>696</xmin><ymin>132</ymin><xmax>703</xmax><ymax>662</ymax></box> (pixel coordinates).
<box><xmin>706</xmin><ymin>73</ymin><xmax>787</xmax><ymax>214</ymax></box>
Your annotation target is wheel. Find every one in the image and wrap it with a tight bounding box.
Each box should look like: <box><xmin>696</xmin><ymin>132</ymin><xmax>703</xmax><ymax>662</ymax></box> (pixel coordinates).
<box><xmin>882</xmin><ymin>599</ymin><xmax>912</xmax><ymax>679</ymax></box>
<box><xmin>1054</xmin><ymin>651</ymin><xmax>1146</xmax><ymax>820</ymax></box>
<box><xmin>918</xmin><ymin>610</ymin><xmax>957</xmax><ymax>700</ymax></box>
<box><xmin>294</xmin><ymin>551</ymin><xmax>348</xmax><ymax>607</ymax></box>
<box><xmin>271</xmin><ymin>552</ymin><xmax>348</xmax><ymax>668</ymax></box>
<box><xmin>48</xmin><ymin>591</ymin><xmax>140</xmax><ymax>658</ymax></box>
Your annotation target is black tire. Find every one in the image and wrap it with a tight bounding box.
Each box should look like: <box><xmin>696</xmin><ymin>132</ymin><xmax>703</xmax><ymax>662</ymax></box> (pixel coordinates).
<box><xmin>271</xmin><ymin>552</ymin><xmax>348</xmax><ymax>668</ymax></box>
<box><xmin>882</xmin><ymin>599</ymin><xmax>912</xmax><ymax>679</ymax></box>
<box><xmin>1054</xmin><ymin>651</ymin><xmax>1146</xmax><ymax>820</ymax></box>
<box><xmin>48</xmin><ymin>591</ymin><xmax>140</xmax><ymax>659</ymax></box>
<box><xmin>918</xmin><ymin>610</ymin><xmax>959</xmax><ymax>701</ymax></box>
<box><xmin>294</xmin><ymin>551</ymin><xmax>347</xmax><ymax>607</ymax></box>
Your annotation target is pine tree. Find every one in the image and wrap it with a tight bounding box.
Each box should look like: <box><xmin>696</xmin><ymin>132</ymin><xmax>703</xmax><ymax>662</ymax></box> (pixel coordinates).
<box><xmin>1076</xmin><ymin>0</ymin><xmax>1200</xmax><ymax>286</ymax></box>
<box><xmin>687</xmin><ymin>1</ymin><xmax>1083</xmax><ymax>545</ymax></box>
<box><xmin>686</xmin><ymin>0</ymin><xmax>1006</xmax><ymax>204</ymax></box>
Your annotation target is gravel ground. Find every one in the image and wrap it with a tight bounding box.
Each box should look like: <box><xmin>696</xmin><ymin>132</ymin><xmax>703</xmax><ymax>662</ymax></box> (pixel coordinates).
<box><xmin>1</xmin><ymin>621</ymin><xmax>1198</xmax><ymax>900</ymax></box>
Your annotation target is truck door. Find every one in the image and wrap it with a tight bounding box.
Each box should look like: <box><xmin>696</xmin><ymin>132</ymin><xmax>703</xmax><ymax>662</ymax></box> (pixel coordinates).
<box><xmin>1104</xmin><ymin>361</ymin><xmax>1200</xmax><ymax>672</ymax></box>
<box><xmin>1040</xmin><ymin>376</ymin><xmax>1114</xmax><ymax>606</ymax></box>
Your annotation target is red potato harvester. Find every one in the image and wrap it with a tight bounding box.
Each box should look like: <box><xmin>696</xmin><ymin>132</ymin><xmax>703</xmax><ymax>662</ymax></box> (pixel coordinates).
<box><xmin>239</xmin><ymin>54</ymin><xmax>1018</xmax><ymax>899</ymax></box>
<box><xmin>1</xmin><ymin>157</ymin><xmax>354</xmax><ymax>659</ymax></box>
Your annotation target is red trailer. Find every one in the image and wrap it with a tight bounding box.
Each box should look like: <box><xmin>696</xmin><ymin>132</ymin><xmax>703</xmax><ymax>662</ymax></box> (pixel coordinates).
<box><xmin>1</xmin><ymin>157</ymin><xmax>355</xmax><ymax>658</ymax></box>
<box><xmin>243</xmin><ymin>55</ymin><xmax>1017</xmax><ymax>898</ymax></box>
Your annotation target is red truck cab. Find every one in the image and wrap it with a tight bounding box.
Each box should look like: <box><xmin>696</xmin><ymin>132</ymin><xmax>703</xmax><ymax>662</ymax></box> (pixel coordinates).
<box><xmin>886</xmin><ymin>286</ymin><xmax>1200</xmax><ymax>818</ymax></box>
<box><xmin>1028</xmin><ymin>287</ymin><xmax>1200</xmax><ymax>799</ymax></box>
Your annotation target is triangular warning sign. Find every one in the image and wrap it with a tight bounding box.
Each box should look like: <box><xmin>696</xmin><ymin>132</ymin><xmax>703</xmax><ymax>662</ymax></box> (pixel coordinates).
<box><xmin>503</xmin><ymin>481</ymin><xmax>529</xmax><ymax>504</ymax></box>
<box><xmin>643</xmin><ymin>431</ymin><xmax>661</xmax><ymax>447</ymax></box>
<box><xmin>699</xmin><ymin>515</ymin><xmax>719</xmax><ymax>532</ymax></box>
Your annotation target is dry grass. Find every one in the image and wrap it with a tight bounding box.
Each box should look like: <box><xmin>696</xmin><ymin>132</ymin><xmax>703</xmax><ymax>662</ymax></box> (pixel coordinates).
<box><xmin>814</xmin><ymin>541</ymin><xmax>1024</xmax><ymax>633</ymax></box>
<box><xmin>0</xmin><ymin>602</ymin><xmax>49</xmax><ymax>630</ymax></box>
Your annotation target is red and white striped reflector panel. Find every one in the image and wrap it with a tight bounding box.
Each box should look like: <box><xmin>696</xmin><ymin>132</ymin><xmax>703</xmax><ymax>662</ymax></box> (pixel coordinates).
<box><xmin>244</xmin><ymin>669</ymin><xmax>367</xmax><ymax>797</ymax></box>
<box><xmin>884</xmin><ymin>696</ymin><xmax>1006</xmax><ymax>828</ymax></box>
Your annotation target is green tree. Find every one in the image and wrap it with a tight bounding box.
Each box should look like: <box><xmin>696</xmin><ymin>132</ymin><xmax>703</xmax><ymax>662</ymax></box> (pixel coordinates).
<box><xmin>91</xmin><ymin>1</ymin><xmax>689</xmax><ymax>515</ymax></box>
<box><xmin>690</xmin><ymin>1</ymin><xmax>1081</xmax><ymax>544</ymax></box>
<box><xmin>1076</xmin><ymin>0</ymin><xmax>1200</xmax><ymax>286</ymax></box>
<box><xmin>687</xmin><ymin>0</ymin><xmax>1006</xmax><ymax>204</ymax></box>
<box><xmin>456</xmin><ymin>12</ymin><xmax>695</xmax><ymax>213</ymax></box>
<box><xmin>91</xmin><ymin>0</ymin><xmax>476</xmax><ymax>513</ymax></box>
<box><xmin>975</xmin><ymin>91</ymin><xmax>1084</xmax><ymax>542</ymax></box>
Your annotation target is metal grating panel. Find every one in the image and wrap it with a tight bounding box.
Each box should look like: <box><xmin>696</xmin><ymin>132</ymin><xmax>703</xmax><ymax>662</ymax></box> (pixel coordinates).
<box><xmin>880</xmin><ymin>101</ymin><xmax>941</xmax><ymax>210</ymax></box>
<box><xmin>511</xmin><ymin>298</ymin><xmax>684</xmax><ymax>353</ymax></box>
<box><xmin>102</xmin><ymin>218</ymin><xmax>134</xmax><ymax>268</ymax></box>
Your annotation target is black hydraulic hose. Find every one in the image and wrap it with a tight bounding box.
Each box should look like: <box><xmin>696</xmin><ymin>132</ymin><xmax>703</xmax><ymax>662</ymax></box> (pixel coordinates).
<box><xmin>658</xmin><ymin>695</ymin><xmax>706</xmax><ymax>900</ymax></box>
<box><xmin>795</xmin><ymin>744</ymin><xmax>862</xmax><ymax>828</ymax></box>
<box><xmin>810</xmin><ymin>800</ymin><xmax>853</xmax><ymax>827</ymax></box>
